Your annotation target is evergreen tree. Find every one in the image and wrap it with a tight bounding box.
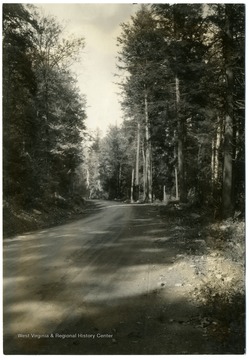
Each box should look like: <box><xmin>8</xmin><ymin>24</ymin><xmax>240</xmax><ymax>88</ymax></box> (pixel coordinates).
<box><xmin>2</xmin><ymin>4</ymin><xmax>87</xmax><ymax>209</ymax></box>
<box><xmin>3</xmin><ymin>4</ymin><xmax>38</xmax><ymax>206</ymax></box>
<box><xmin>117</xmin><ymin>5</ymin><xmax>167</xmax><ymax>202</ymax></box>
<box><xmin>98</xmin><ymin>125</ymin><xmax>131</xmax><ymax>200</ymax></box>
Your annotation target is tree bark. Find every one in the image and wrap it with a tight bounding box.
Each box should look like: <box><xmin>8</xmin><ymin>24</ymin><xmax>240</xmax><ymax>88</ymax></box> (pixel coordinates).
<box><xmin>222</xmin><ymin>4</ymin><xmax>234</xmax><ymax>218</ymax></box>
<box><xmin>135</xmin><ymin>122</ymin><xmax>140</xmax><ymax>186</ymax></box>
<box><xmin>211</xmin><ymin>118</ymin><xmax>222</xmax><ymax>190</ymax></box>
<box><xmin>131</xmin><ymin>168</ymin><xmax>134</xmax><ymax>203</ymax></box>
<box><xmin>175</xmin><ymin>167</ymin><xmax>179</xmax><ymax>201</ymax></box>
<box><xmin>144</xmin><ymin>90</ymin><xmax>152</xmax><ymax>203</ymax></box>
<box><xmin>175</xmin><ymin>75</ymin><xmax>187</xmax><ymax>202</ymax></box>
<box><xmin>142</xmin><ymin>144</ymin><xmax>146</xmax><ymax>201</ymax></box>
<box><xmin>135</xmin><ymin>122</ymin><xmax>140</xmax><ymax>201</ymax></box>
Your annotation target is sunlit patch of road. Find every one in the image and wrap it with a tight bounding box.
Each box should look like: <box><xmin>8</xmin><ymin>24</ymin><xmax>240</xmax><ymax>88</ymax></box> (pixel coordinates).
<box><xmin>3</xmin><ymin>200</ymin><xmax>215</xmax><ymax>355</ymax></box>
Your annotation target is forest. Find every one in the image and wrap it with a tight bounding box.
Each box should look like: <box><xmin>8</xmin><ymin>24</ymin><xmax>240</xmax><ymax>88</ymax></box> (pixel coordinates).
<box><xmin>3</xmin><ymin>3</ymin><xmax>87</xmax><ymax>229</ymax></box>
<box><xmin>86</xmin><ymin>4</ymin><xmax>245</xmax><ymax>220</ymax></box>
<box><xmin>2</xmin><ymin>3</ymin><xmax>245</xmax><ymax>232</ymax></box>
<box><xmin>2</xmin><ymin>4</ymin><xmax>246</xmax><ymax>354</ymax></box>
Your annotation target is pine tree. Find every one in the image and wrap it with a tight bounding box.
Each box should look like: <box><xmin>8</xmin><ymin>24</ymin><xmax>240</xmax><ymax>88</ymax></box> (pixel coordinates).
<box><xmin>3</xmin><ymin>4</ymin><xmax>38</xmax><ymax>206</ymax></box>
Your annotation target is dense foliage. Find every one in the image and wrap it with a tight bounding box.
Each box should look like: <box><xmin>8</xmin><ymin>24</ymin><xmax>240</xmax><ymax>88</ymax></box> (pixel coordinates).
<box><xmin>3</xmin><ymin>4</ymin><xmax>245</xmax><ymax>221</ymax></box>
<box><xmin>3</xmin><ymin>4</ymin><xmax>86</xmax><ymax>209</ymax></box>
<box><xmin>96</xmin><ymin>4</ymin><xmax>244</xmax><ymax>218</ymax></box>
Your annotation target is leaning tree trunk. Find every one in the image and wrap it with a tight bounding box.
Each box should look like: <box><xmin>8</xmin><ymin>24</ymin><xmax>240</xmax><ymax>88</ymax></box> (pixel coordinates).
<box><xmin>222</xmin><ymin>4</ymin><xmax>234</xmax><ymax>219</ymax></box>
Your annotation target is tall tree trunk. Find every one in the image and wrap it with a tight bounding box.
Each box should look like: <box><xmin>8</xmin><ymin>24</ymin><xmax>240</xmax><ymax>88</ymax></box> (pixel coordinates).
<box><xmin>118</xmin><ymin>164</ymin><xmax>122</xmax><ymax>198</ymax></box>
<box><xmin>175</xmin><ymin>167</ymin><xmax>179</xmax><ymax>200</ymax></box>
<box><xmin>131</xmin><ymin>168</ymin><xmax>134</xmax><ymax>203</ymax></box>
<box><xmin>135</xmin><ymin>122</ymin><xmax>140</xmax><ymax>201</ymax></box>
<box><xmin>222</xmin><ymin>5</ymin><xmax>234</xmax><ymax>218</ymax></box>
<box><xmin>142</xmin><ymin>144</ymin><xmax>146</xmax><ymax>201</ymax></box>
<box><xmin>135</xmin><ymin>122</ymin><xmax>140</xmax><ymax>185</ymax></box>
<box><xmin>175</xmin><ymin>75</ymin><xmax>187</xmax><ymax>202</ymax></box>
<box><xmin>173</xmin><ymin>130</ymin><xmax>179</xmax><ymax>200</ymax></box>
<box><xmin>144</xmin><ymin>90</ymin><xmax>152</xmax><ymax>203</ymax></box>
<box><xmin>172</xmin><ymin>6</ymin><xmax>186</xmax><ymax>203</ymax></box>
<box><xmin>211</xmin><ymin>118</ymin><xmax>222</xmax><ymax>195</ymax></box>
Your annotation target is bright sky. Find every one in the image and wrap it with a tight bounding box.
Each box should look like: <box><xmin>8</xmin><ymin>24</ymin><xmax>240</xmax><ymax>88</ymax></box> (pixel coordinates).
<box><xmin>36</xmin><ymin>3</ymin><xmax>138</xmax><ymax>135</ymax></box>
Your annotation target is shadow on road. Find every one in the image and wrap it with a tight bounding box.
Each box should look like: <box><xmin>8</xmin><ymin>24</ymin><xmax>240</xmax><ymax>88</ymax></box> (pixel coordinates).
<box><xmin>3</xmin><ymin>202</ymin><xmax>245</xmax><ymax>354</ymax></box>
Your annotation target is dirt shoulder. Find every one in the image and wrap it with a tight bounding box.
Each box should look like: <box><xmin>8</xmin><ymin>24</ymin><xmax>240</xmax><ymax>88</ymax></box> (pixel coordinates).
<box><xmin>157</xmin><ymin>204</ymin><xmax>245</xmax><ymax>354</ymax></box>
<box><xmin>3</xmin><ymin>201</ymin><xmax>245</xmax><ymax>354</ymax></box>
<box><xmin>3</xmin><ymin>197</ymin><xmax>100</xmax><ymax>238</ymax></box>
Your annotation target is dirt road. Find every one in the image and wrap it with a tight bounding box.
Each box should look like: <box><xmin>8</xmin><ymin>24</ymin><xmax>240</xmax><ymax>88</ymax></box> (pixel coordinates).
<box><xmin>3</xmin><ymin>201</ymin><xmax>220</xmax><ymax>354</ymax></box>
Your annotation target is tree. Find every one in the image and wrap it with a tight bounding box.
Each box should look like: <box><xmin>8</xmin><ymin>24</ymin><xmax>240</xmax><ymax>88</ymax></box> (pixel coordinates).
<box><xmin>85</xmin><ymin>129</ymin><xmax>103</xmax><ymax>199</ymax></box>
<box><xmin>153</xmin><ymin>3</ymin><xmax>208</xmax><ymax>202</ymax></box>
<box><xmin>205</xmin><ymin>4</ymin><xmax>245</xmax><ymax>217</ymax></box>
<box><xmin>117</xmin><ymin>5</ymin><xmax>167</xmax><ymax>202</ymax></box>
<box><xmin>221</xmin><ymin>4</ymin><xmax>244</xmax><ymax>218</ymax></box>
<box><xmin>3</xmin><ymin>4</ymin><xmax>38</xmax><ymax>206</ymax></box>
<box><xmin>117</xmin><ymin>3</ymin><xmax>244</xmax><ymax>214</ymax></box>
<box><xmin>99</xmin><ymin>125</ymin><xmax>130</xmax><ymax>200</ymax></box>
<box><xmin>3</xmin><ymin>4</ymin><xmax>87</xmax><ymax>210</ymax></box>
<box><xmin>31</xmin><ymin>11</ymin><xmax>85</xmax><ymax>199</ymax></box>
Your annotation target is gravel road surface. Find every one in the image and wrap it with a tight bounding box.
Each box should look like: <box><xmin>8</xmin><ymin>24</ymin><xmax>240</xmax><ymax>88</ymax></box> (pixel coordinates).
<box><xmin>3</xmin><ymin>200</ymin><xmax>219</xmax><ymax>355</ymax></box>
